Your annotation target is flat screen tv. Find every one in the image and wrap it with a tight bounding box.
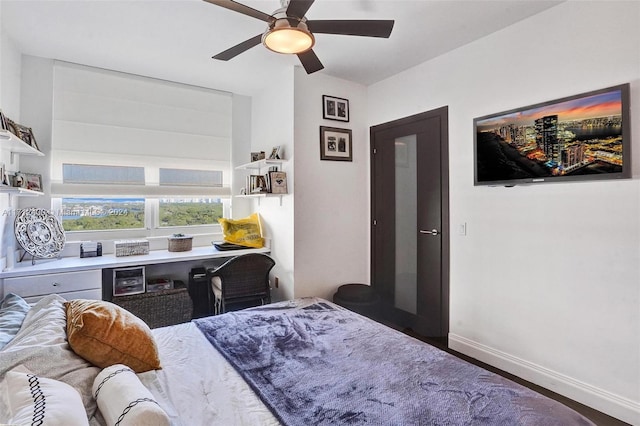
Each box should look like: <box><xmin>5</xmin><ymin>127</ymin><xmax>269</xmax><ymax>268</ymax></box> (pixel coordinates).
<box><xmin>474</xmin><ymin>83</ymin><xmax>630</xmax><ymax>186</ymax></box>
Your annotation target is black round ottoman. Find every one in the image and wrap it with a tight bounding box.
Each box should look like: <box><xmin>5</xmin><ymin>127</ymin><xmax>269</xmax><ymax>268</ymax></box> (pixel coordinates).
<box><xmin>332</xmin><ymin>283</ymin><xmax>379</xmax><ymax>319</ymax></box>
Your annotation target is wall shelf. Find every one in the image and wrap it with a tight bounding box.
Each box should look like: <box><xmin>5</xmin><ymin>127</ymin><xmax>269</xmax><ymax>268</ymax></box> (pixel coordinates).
<box><xmin>0</xmin><ymin>130</ymin><xmax>44</xmax><ymax>163</ymax></box>
<box><xmin>235</xmin><ymin>158</ymin><xmax>287</xmax><ymax>171</ymax></box>
<box><xmin>234</xmin><ymin>193</ymin><xmax>285</xmax><ymax>206</ymax></box>
<box><xmin>0</xmin><ymin>130</ymin><xmax>44</xmax><ymax>155</ymax></box>
<box><xmin>0</xmin><ymin>186</ymin><xmax>44</xmax><ymax>197</ymax></box>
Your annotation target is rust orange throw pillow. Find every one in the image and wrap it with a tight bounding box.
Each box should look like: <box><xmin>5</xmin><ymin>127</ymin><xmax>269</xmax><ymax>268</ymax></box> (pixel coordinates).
<box><xmin>65</xmin><ymin>299</ymin><xmax>161</xmax><ymax>373</ymax></box>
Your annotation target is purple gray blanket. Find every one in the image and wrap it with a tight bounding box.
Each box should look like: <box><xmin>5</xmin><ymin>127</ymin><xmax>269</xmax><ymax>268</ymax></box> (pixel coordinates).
<box><xmin>194</xmin><ymin>300</ymin><xmax>594</xmax><ymax>425</ymax></box>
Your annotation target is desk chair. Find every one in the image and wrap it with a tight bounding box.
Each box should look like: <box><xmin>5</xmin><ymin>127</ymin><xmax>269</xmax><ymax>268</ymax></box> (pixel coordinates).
<box><xmin>208</xmin><ymin>253</ymin><xmax>275</xmax><ymax>314</ymax></box>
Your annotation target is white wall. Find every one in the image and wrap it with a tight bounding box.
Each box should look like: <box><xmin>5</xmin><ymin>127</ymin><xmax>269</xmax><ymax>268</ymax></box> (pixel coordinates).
<box><xmin>231</xmin><ymin>93</ymin><xmax>252</xmax><ymax>220</ymax></box>
<box><xmin>18</xmin><ymin>55</ymin><xmax>52</xmax><ymax>211</ymax></box>
<box><xmin>250</xmin><ymin>68</ymin><xmax>295</xmax><ymax>301</ymax></box>
<box><xmin>368</xmin><ymin>2</ymin><xmax>640</xmax><ymax>423</ymax></box>
<box><xmin>293</xmin><ymin>67</ymin><xmax>369</xmax><ymax>300</ymax></box>
<box><xmin>0</xmin><ymin>24</ymin><xmax>23</xmax><ymax>270</ymax></box>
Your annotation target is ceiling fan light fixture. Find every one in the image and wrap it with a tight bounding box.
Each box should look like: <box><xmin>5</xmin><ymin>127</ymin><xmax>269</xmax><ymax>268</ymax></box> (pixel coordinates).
<box><xmin>263</xmin><ymin>20</ymin><xmax>315</xmax><ymax>54</ymax></box>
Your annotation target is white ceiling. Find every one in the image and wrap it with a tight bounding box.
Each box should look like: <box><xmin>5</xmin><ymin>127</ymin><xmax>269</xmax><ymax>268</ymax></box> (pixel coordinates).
<box><xmin>1</xmin><ymin>0</ymin><xmax>563</xmax><ymax>96</ymax></box>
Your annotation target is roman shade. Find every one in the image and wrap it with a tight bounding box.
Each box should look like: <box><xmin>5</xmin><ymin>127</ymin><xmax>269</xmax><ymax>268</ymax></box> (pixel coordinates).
<box><xmin>50</xmin><ymin>61</ymin><xmax>232</xmax><ymax>197</ymax></box>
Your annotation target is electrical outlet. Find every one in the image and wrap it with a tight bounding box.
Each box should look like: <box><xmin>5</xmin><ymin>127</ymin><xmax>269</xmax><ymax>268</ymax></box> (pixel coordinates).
<box><xmin>274</xmin><ymin>277</ymin><xmax>279</xmax><ymax>288</ymax></box>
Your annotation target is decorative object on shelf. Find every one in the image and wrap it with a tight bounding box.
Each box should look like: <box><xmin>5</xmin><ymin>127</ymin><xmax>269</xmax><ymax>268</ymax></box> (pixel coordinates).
<box><xmin>270</xmin><ymin>171</ymin><xmax>288</xmax><ymax>194</ymax></box>
<box><xmin>14</xmin><ymin>207</ymin><xmax>66</xmax><ymax>264</ymax></box>
<box><xmin>167</xmin><ymin>233</ymin><xmax>193</xmax><ymax>252</ymax></box>
<box><xmin>11</xmin><ymin>172</ymin><xmax>25</xmax><ymax>188</ymax></box>
<box><xmin>0</xmin><ymin>163</ymin><xmax>6</xmax><ymax>186</ymax></box>
<box><xmin>80</xmin><ymin>241</ymin><xmax>102</xmax><ymax>258</ymax></box>
<box><xmin>268</xmin><ymin>146</ymin><xmax>282</xmax><ymax>160</ymax></box>
<box><xmin>323</xmin><ymin>95</ymin><xmax>349</xmax><ymax>122</ymax></box>
<box><xmin>320</xmin><ymin>126</ymin><xmax>353</xmax><ymax>162</ymax></box>
<box><xmin>114</xmin><ymin>239</ymin><xmax>150</xmax><ymax>257</ymax></box>
<box><xmin>251</xmin><ymin>151</ymin><xmax>266</xmax><ymax>162</ymax></box>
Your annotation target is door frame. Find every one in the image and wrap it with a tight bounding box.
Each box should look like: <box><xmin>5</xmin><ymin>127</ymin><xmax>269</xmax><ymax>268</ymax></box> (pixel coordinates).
<box><xmin>370</xmin><ymin>107</ymin><xmax>450</xmax><ymax>338</ymax></box>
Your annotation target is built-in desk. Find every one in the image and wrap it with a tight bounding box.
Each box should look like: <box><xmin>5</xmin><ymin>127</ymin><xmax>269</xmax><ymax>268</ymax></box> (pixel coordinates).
<box><xmin>0</xmin><ymin>246</ymin><xmax>270</xmax><ymax>302</ymax></box>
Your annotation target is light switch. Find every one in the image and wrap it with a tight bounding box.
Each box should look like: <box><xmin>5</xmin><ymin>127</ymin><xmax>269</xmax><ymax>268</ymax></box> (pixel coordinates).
<box><xmin>458</xmin><ymin>222</ymin><xmax>467</xmax><ymax>236</ymax></box>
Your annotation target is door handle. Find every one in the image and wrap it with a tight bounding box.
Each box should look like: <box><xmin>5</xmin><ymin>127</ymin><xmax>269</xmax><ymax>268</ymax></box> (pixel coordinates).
<box><xmin>419</xmin><ymin>229</ymin><xmax>440</xmax><ymax>236</ymax></box>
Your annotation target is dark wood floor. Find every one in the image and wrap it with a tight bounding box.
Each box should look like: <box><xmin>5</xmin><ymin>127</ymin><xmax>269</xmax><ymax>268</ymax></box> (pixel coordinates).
<box><xmin>400</xmin><ymin>329</ymin><xmax>630</xmax><ymax>426</ymax></box>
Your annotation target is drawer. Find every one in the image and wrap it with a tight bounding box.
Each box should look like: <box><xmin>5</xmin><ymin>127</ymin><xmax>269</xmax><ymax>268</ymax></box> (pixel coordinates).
<box><xmin>22</xmin><ymin>288</ymin><xmax>102</xmax><ymax>304</ymax></box>
<box><xmin>4</xmin><ymin>270</ymin><xmax>102</xmax><ymax>299</ymax></box>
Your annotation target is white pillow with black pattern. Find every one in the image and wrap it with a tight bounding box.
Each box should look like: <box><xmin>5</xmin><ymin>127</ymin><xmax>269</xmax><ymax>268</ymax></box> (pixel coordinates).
<box><xmin>1</xmin><ymin>365</ymin><xmax>89</xmax><ymax>426</ymax></box>
<box><xmin>92</xmin><ymin>364</ymin><xmax>170</xmax><ymax>426</ymax></box>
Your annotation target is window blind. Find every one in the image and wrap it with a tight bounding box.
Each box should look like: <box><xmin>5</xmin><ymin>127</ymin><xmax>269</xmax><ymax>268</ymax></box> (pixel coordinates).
<box><xmin>50</xmin><ymin>61</ymin><xmax>232</xmax><ymax>197</ymax></box>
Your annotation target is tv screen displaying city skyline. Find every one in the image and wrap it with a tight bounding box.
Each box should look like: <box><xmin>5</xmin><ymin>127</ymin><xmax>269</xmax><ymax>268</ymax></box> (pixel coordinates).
<box><xmin>474</xmin><ymin>84</ymin><xmax>629</xmax><ymax>186</ymax></box>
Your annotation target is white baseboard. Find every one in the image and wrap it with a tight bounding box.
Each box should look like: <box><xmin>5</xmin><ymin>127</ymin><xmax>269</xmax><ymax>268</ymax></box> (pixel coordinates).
<box><xmin>448</xmin><ymin>333</ymin><xmax>639</xmax><ymax>425</ymax></box>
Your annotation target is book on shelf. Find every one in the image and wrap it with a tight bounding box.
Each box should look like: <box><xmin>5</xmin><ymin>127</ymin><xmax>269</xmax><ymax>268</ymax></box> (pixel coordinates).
<box><xmin>269</xmin><ymin>171</ymin><xmax>287</xmax><ymax>194</ymax></box>
<box><xmin>246</xmin><ymin>174</ymin><xmax>268</xmax><ymax>194</ymax></box>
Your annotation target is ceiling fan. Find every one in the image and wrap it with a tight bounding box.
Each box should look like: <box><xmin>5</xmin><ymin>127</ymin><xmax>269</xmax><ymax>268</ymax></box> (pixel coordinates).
<box><xmin>203</xmin><ymin>0</ymin><xmax>395</xmax><ymax>74</ymax></box>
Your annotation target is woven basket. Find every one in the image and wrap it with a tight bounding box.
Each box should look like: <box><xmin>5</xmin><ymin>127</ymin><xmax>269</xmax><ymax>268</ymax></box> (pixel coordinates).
<box><xmin>168</xmin><ymin>235</ymin><xmax>193</xmax><ymax>252</ymax></box>
<box><xmin>112</xmin><ymin>285</ymin><xmax>192</xmax><ymax>329</ymax></box>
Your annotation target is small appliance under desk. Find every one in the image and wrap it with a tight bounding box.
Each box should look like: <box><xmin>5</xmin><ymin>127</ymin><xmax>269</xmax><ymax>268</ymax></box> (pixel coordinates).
<box><xmin>0</xmin><ymin>246</ymin><xmax>270</xmax><ymax>303</ymax></box>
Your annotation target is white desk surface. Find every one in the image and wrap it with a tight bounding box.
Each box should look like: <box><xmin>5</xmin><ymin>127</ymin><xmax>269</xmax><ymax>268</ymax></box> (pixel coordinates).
<box><xmin>0</xmin><ymin>246</ymin><xmax>270</xmax><ymax>279</ymax></box>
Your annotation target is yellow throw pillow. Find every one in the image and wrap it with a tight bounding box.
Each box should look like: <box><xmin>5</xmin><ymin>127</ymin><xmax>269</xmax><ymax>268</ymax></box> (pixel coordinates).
<box><xmin>65</xmin><ymin>299</ymin><xmax>161</xmax><ymax>373</ymax></box>
<box><xmin>218</xmin><ymin>213</ymin><xmax>264</xmax><ymax>248</ymax></box>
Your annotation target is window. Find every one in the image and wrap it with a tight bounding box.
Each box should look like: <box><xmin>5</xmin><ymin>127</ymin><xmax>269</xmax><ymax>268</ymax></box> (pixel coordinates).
<box><xmin>61</xmin><ymin>198</ymin><xmax>145</xmax><ymax>231</ymax></box>
<box><xmin>159</xmin><ymin>198</ymin><xmax>223</xmax><ymax>227</ymax></box>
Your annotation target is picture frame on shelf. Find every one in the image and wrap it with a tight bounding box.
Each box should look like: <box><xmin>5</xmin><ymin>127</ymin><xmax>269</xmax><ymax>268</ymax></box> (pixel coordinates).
<box><xmin>251</xmin><ymin>151</ymin><xmax>266</xmax><ymax>162</ymax></box>
<box><xmin>322</xmin><ymin>95</ymin><xmax>349</xmax><ymax>122</ymax></box>
<box><xmin>0</xmin><ymin>110</ymin><xmax>7</xmax><ymax>131</ymax></box>
<box><xmin>24</xmin><ymin>173</ymin><xmax>42</xmax><ymax>192</ymax></box>
<box><xmin>16</xmin><ymin>125</ymin><xmax>39</xmax><ymax>151</ymax></box>
<box><xmin>5</xmin><ymin>118</ymin><xmax>19</xmax><ymax>138</ymax></box>
<box><xmin>320</xmin><ymin>126</ymin><xmax>352</xmax><ymax>162</ymax></box>
<box><xmin>269</xmin><ymin>145</ymin><xmax>282</xmax><ymax>160</ymax></box>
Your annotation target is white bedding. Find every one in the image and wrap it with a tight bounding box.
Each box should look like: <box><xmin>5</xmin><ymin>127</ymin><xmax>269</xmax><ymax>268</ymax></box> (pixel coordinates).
<box><xmin>144</xmin><ymin>321</ymin><xmax>280</xmax><ymax>426</ymax></box>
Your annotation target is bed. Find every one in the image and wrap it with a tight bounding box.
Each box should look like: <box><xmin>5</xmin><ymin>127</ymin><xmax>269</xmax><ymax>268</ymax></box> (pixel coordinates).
<box><xmin>0</xmin><ymin>294</ymin><xmax>595</xmax><ymax>425</ymax></box>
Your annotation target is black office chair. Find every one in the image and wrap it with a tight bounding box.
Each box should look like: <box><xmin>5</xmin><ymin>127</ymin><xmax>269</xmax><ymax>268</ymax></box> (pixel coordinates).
<box><xmin>208</xmin><ymin>253</ymin><xmax>275</xmax><ymax>314</ymax></box>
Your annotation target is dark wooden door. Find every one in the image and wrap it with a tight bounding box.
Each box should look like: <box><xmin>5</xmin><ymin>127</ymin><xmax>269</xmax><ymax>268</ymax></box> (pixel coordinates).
<box><xmin>370</xmin><ymin>107</ymin><xmax>449</xmax><ymax>338</ymax></box>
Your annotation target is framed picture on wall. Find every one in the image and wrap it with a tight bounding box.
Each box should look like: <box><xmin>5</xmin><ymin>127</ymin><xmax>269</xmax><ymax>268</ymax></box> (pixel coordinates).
<box><xmin>322</xmin><ymin>95</ymin><xmax>349</xmax><ymax>122</ymax></box>
<box><xmin>320</xmin><ymin>126</ymin><xmax>352</xmax><ymax>162</ymax></box>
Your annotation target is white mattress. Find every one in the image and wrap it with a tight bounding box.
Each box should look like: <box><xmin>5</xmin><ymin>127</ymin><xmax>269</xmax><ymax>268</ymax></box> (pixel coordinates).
<box><xmin>142</xmin><ymin>321</ymin><xmax>280</xmax><ymax>426</ymax></box>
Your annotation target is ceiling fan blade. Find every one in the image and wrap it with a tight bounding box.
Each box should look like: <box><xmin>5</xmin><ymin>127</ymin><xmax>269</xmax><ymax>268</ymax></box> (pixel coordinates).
<box><xmin>286</xmin><ymin>0</ymin><xmax>315</xmax><ymax>19</ymax></box>
<box><xmin>212</xmin><ymin>34</ymin><xmax>263</xmax><ymax>61</ymax></box>
<box><xmin>297</xmin><ymin>49</ymin><xmax>324</xmax><ymax>74</ymax></box>
<box><xmin>202</xmin><ymin>0</ymin><xmax>273</xmax><ymax>23</ymax></box>
<box><xmin>307</xmin><ymin>20</ymin><xmax>394</xmax><ymax>38</ymax></box>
